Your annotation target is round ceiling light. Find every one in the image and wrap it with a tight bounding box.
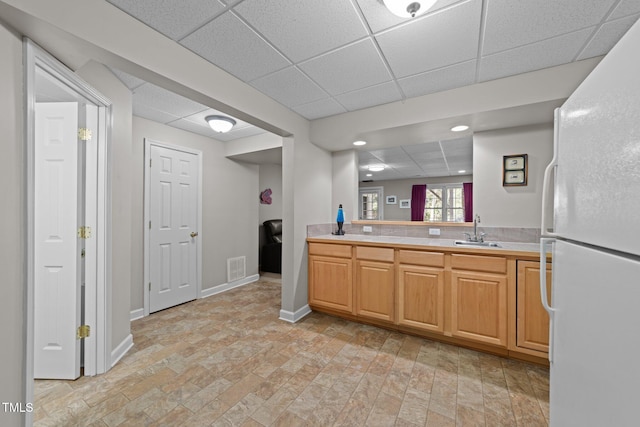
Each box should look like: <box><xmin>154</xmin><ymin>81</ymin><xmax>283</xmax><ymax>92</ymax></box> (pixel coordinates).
<box><xmin>451</xmin><ymin>125</ymin><xmax>469</xmax><ymax>132</ymax></box>
<box><xmin>383</xmin><ymin>0</ymin><xmax>437</xmax><ymax>18</ymax></box>
<box><xmin>353</xmin><ymin>140</ymin><xmax>367</xmax><ymax>146</ymax></box>
<box><xmin>205</xmin><ymin>115</ymin><xmax>236</xmax><ymax>133</ymax></box>
<box><xmin>368</xmin><ymin>165</ymin><xmax>385</xmax><ymax>172</ymax></box>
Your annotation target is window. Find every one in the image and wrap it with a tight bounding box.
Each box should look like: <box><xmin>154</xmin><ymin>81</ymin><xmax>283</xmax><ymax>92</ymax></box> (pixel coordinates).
<box><xmin>359</xmin><ymin>187</ymin><xmax>383</xmax><ymax>220</ymax></box>
<box><xmin>424</xmin><ymin>184</ymin><xmax>465</xmax><ymax>222</ymax></box>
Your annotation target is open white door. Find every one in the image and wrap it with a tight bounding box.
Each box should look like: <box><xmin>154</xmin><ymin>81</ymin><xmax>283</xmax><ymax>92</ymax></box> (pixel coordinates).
<box><xmin>33</xmin><ymin>102</ymin><xmax>81</xmax><ymax>380</ymax></box>
<box><xmin>148</xmin><ymin>144</ymin><xmax>199</xmax><ymax>313</ymax></box>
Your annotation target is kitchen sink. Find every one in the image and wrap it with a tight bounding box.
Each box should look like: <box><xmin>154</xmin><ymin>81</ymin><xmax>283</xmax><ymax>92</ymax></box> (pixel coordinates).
<box><xmin>454</xmin><ymin>240</ymin><xmax>501</xmax><ymax>247</ymax></box>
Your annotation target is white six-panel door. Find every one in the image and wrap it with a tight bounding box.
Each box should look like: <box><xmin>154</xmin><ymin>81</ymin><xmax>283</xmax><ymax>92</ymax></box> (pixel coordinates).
<box><xmin>34</xmin><ymin>102</ymin><xmax>81</xmax><ymax>380</ymax></box>
<box><xmin>149</xmin><ymin>145</ymin><xmax>199</xmax><ymax>313</ymax></box>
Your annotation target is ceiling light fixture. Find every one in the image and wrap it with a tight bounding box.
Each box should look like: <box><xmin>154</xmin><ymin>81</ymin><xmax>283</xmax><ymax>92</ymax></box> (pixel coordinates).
<box><xmin>366</xmin><ymin>173</ymin><xmax>373</xmax><ymax>177</ymax></box>
<box><xmin>458</xmin><ymin>170</ymin><xmax>467</xmax><ymax>174</ymax></box>
<box><xmin>368</xmin><ymin>165</ymin><xmax>385</xmax><ymax>172</ymax></box>
<box><xmin>451</xmin><ymin>125</ymin><xmax>469</xmax><ymax>132</ymax></box>
<box><xmin>383</xmin><ymin>0</ymin><xmax>436</xmax><ymax>18</ymax></box>
<box><xmin>353</xmin><ymin>140</ymin><xmax>367</xmax><ymax>146</ymax></box>
<box><xmin>205</xmin><ymin>115</ymin><xmax>236</xmax><ymax>133</ymax></box>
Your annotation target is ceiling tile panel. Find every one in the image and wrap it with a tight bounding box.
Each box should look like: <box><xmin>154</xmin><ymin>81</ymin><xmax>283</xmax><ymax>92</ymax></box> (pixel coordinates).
<box><xmin>335</xmin><ymin>81</ymin><xmax>403</xmax><ymax>111</ymax></box>
<box><xmin>250</xmin><ymin>67</ymin><xmax>328</xmax><ymax>107</ymax></box>
<box><xmin>106</xmin><ymin>0</ymin><xmax>226</xmax><ymax>40</ymax></box>
<box><xmin>402</xmin><ymin>141</ymin><xmax>443</xmax><ymax>154</ymax></box>
<box><xmin>578</xmin><ymin>14</ymin><xmax>640</xmax><ymax>60</ymax></box>
<box><xmin>610</xmin><ymin>0</ymin><xmax>640</xmax><ymax>19</ymax></box>
<box><xmin>109</xmin><ymin>68</ymin><xmax>146</xmax><ymax>90</ymax></box>
<box><xmin>356</xmin><ymin>0</ymin><xmax>461</xmax><ymax>33</ymax></box>
<box><xmin>133</xmin><ymin>103</ymin><xmax>182</xmax><ymax>124</ymax></box>
<box><xmin>292</xmin><ymin>98</ymin><xmax>348</xmax><ymax>120</ymax></box>
<box><xmin>181</xmin><ymin>12</ymin><xmax>290</xmax><ymax>82</ymax></box>
<box><xmin>299</xmin><ymin>39</ymin><xmax>392</xmax><ymax>95</ymax></box>
<box><xmin>376</xmin><ymin>0</ymin><xmax>482</xmax><ymax>78</ymax></box>
<box><xmin>234</xmin><ymin>0</ymin><xmax>369</xmax><ymax>62</ymax></box>
<box><xmin>482</xmin><ymin>0</ymin><xmax>616</xmax><ymax>55</ymax></box>
<box><xmin>133</xmin><ymin>83</ymin><xmax>208</xmax><ymax>117</ymax></box>
<box><xmin>478</xmin><ymin>28</ymin><xmax>594</xmax><ymax>82</ymax></box>
<box><xmin>398</xmin><ymin>60</ymin><xmax>477</xmax><ymax>98</ymax></box>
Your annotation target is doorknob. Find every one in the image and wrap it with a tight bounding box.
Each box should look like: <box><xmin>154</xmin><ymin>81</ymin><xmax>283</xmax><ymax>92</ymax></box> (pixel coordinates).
<box><xmin>190</xmin><ymin>232</ymin><xmax>198</xmax><ymax>238</ymax></box>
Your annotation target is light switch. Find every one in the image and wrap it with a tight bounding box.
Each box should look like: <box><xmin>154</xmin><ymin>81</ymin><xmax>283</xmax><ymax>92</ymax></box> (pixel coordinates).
<box><xmin>363</xmin><ymin>226</ymin><xmax>373</xmax><ymax>233</ymax></box>
<box><xmin>429</xmin><ymin>228</ymin><xmax>441</xmax><ymax>236</ymax></box>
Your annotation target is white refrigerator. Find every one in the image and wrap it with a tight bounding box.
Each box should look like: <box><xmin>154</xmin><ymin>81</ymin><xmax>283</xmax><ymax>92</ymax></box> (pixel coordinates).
<box><xmin>540</xmin><ymin>15</ymin><xmax>640</xmax><ymax>427</ymax></box>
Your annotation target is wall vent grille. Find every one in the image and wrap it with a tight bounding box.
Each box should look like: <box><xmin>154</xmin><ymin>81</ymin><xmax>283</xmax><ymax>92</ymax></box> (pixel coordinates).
<box><xmin>227</xmin><ymin>256</ymin><xmax>246</xmax><ymax>283</ymax></box>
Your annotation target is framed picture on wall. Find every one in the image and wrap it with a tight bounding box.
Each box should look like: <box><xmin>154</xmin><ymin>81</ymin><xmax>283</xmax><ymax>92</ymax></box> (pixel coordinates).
<box><xmin>386</xmin><ymin>195</ymin><xmax>397</xmax><ymax>204</ymax></box>
<box><xmin>503</xmin><ymin>154</ymin><xmax>528</xmax><ymax>186</ymax></box>
<box><xmin>399</xmin><ymin>199</ymin><xmax>410</xmax><ymax>208</ymax></box>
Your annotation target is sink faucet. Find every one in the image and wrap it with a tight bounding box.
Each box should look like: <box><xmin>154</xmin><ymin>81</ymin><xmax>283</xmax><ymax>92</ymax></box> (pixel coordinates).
<box><xmin>464</xmin><ymin>214</ymin><xmax>486</xmax><ymax>242</ymax></box>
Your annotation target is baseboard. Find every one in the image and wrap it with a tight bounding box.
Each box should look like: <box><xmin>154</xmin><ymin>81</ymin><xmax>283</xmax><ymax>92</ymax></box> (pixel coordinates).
<box><xmin>279</xmin><ymin>304</ymin><xmax>312</xmax><ymax>323</ymax></box>
<box><xmin>111</xmin><ymin>334</ymin><xmax>133</xmax><ymax>368</ymax></box>
<box><xmin>200</xmin><ymin>274</ymin><xmax>260</xmax><ymax>299</ymax></box>
<box><xmin>130</xmin><ymin>308</ymin><xmax>144</xmax><ymax>321</ymax></box>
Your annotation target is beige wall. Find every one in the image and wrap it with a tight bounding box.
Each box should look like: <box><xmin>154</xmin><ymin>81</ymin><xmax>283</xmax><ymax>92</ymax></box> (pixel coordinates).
<box><xmin>473</xmin><ymin>124</ymin><xmax>554</xmax><ymax>227</ymax></box>
<box><xmin>259</xmin><ymin>164</ymin><xmax>283</xmax><ymax>225</ymax></box>
<box><xmin>130</xmin><ymin>117</ymin><xmax>260</xmax><ymax>311</ymax></box>
<box><xmin>332</xmin><ymin>150</ymin><xmax>359</xmax><ymax>223</ymax></box>
<box><xmin>0</xmin><ymin>23</ymin><xmax>25</xmax><ymax>427</ymax></box>
<box><xmin>360</xmin><ymin>176</ymin><xmax>473</xmax><ymax>221</ymax></box>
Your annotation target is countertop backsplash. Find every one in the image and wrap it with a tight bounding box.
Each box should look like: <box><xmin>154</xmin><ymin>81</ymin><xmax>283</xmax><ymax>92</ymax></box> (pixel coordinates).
<box><xmin>307</xmin><ymin>223</ymin><xmax>541</xmax><ymax>243</ymax></box>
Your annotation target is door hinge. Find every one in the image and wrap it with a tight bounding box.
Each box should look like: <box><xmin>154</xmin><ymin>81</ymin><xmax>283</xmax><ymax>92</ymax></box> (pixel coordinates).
<box><xmin>149</xmin><ymin>221</ymin><xmax>151</xmax><ymax>229</ymax></box>
<box><xmin>77</xmin><ymin>325</ymin><xmax>91</xmax><ymax>339</ymax></box>
<box><xmin>150</xmin><ymin>158</ymin><xmax>152</xmax><ymax>167</ymax></box>
<box><xmin>81</xmin><ymin>249</ymin><xmax>85</xmax><ymax>258</ymax></box>
<box><xmin>78</xmin><ymin>226</ymin><xmax>92</xmax><ymax>239</ymax></box>
<box><xmin>149</xmin><ymin>282</ymin><xmax>151</xmax><ymax>291</ymax></box>
<box><xmin>78</xmin><ymin>128</ymin><xmax>92</xmax><ymax>141</ymax></box>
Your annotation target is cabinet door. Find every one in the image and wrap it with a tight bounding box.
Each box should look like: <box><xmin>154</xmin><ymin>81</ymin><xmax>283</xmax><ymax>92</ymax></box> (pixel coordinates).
<box><xmin>355</xmin><ymin>260</ymin><xmax>394</xmax><ymax>322</ymax></box>
<box><xmin>451</xmin><ymin>271</ymin><xmax>507</xmax><ymax>347</ymax></box>
<box><xmin>517</xmin><ymin>260</ymin><xmax>552</xmax><ymax>353</ymax></box>
<box><xmin>397</xmin><ymin>265</ymin><xmax>444</xmax><ymax>333</ymax></box>
<box><xmin>309</xmin><ymin>255</ymin><xmax>353</xmax><ymax>313</ymax></box>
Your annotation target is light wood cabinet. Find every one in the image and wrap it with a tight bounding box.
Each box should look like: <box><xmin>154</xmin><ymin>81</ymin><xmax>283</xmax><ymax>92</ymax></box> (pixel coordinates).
<box><xmin>355</xmin><ymin>260</ymin><xmax>395</xmax><ymax>322</ymax></box>
<box><xmin>397</xmin><ymin>264</ymin><xmax>445</xmax><ymax>333</ymax></box>
<box><xmin>516</xmin><ymin>260</ymin><xmax>552</xmax><ymax>354</ymax></box>
<box><xmin>355</xmin><ymin>246</ymin><xmax>394</xmax><ymax>322</ymax></box>
<box><xmin>308</xmin><ymin>243</ymin><xmax>353</xmax><ymax>314</ymax></box>
<box><xmin>451</xmin><ymin>254</ymin><xmax>508</xmax><ymax>347</ymax></box>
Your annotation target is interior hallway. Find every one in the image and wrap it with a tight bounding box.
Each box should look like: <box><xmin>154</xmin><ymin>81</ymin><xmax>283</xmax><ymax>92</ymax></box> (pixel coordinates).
<box><xmin>34</xmin><ymin>278</ymin><xmax>549</xmax><ymax>426</ymax></box>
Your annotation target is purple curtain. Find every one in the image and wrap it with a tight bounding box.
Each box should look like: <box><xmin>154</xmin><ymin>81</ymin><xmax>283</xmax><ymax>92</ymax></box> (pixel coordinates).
<box><xmin>410</xmin><ymin>184</ymin><xmax>427</xmax><ymax>221</ymax></box>
<box><xmin>463</xmin><ymin>182</ymin><xmax>473</xmax><ymax>222</ymax></box>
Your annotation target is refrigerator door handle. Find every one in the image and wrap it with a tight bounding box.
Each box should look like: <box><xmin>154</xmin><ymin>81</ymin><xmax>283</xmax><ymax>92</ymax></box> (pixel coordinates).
<box><xmin>541</xmin><ymin>108</ymin><xmax>560</xmax><ymax>237</ymax></box>
<box><xmin>540</xmin><ymin>237</ymin><xmax>555</xmax><ymax>362</ymax></box>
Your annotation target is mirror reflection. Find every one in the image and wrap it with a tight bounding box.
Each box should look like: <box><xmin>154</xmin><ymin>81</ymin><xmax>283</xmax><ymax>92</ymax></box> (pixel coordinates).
<box><xmin>358</xmin><ymin>136</ymin><xmax>473</xmax><ymax>221</ymax></box>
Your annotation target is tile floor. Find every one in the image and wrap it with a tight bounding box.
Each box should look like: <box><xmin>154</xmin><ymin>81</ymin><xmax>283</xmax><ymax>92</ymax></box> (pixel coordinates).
<box><xmin>34</xmin><ymin>279</ymin><xmax>549</xmax><ymax>426</ymax></box>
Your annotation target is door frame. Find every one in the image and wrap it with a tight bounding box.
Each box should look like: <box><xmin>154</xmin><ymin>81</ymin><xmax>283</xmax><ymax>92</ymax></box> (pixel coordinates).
<box><xmin>143</xmin><ymin>139</ymin><xmax>203</xmax><ymax>317</ymax></box>
<box><xmin>24</xmin><ymin>38</ymin><xmax>112</xmax><ymax>416</ymax></box>
<box><xmin>359</xmin><ymin>186</ymin><xmax>384</xmax><ymax>220</ymax></box>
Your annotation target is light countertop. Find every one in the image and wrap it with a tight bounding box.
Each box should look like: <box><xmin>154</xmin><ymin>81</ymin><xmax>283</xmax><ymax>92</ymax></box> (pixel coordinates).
<box><xmin>307</xmin><ymin>234</ymin><xmax>545</xmax><ymax>257</ymax></box>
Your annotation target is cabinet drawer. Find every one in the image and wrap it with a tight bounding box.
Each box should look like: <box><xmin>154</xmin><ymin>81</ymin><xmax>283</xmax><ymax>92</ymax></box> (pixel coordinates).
<box><xmin>356</xmin><ymin>246</ymin><xmax>394</xmax><ymax>262</ymax></box>
<box><xmin>398</xmin><ymin>250</ymin><xmax>445</xmax><ymax>267</ymax></box>
<box><xmin>451</xmin><ymin>254</ymin><xmax>507</xmax><ymax>274</ymax></box>
<box><xmin>309</xmin><ymin>242</ymin><xmax>352</xmax><ymax>258</ymax></box>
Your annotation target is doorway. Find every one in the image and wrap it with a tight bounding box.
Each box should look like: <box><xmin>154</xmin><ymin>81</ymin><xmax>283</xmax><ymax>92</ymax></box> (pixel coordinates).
<box><xmin>24</xmin><ymin>38</ymin><xmax>112</xmax><ymax>420</ymax></box>
<box><xmin>359</xmin><ymin>187</ymin><xmax>384</xmax><ymax>220</ymax></box>
<box><xmin>144</xmin><ymin>139</ymin><xmax>203</xmax><ymax>315</ymax></box>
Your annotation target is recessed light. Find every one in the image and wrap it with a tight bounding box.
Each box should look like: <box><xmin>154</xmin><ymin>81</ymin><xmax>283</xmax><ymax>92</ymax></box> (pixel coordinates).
<box><xmin>458</xmin><ymin>170</ymin><xmax>466</xmax><ymax>174</ymax></box>
<box><xmin>366</xmin><ymin>173</ymin><xmax>372</xmax><ymax>177</ymax></box>
<box><xmin>353</xmin><ymin>140</ymin><xmax>367</xmax><ymax>146</ymax></box>
<box><xmin>368</xmin><ymin>165</ymin><xmax>385</xmax><ymax>172</ymax></box>
<box><xmin>451</xmin><ymin>125</ymin><xmax>469</xmax><ymax>132</ymax></box>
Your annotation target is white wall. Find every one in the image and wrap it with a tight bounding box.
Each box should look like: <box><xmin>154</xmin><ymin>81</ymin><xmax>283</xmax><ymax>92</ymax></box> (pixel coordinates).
<box><xmin>473</xmin><ymin>124</ymin><xmax>553</xmax><ymax>227</ymax></box>
<box><xmin>332</xmin><ymin>150</ymin><xmax>359</xmax><ymax>222</ymax></box>
<box><xmin>259</xmin><ymin>164</ymin><xmax>283</xmax><ymax>224</ymax></box>
<box><xmin>0</xmin><ymin>22</ymin><xmax>25</xmax><ymax>427</ymax></box>
<box><xmin>131</xmin><ymin>117</ymin><xmax>260</xmax><ymax>311</ymax></box>
<box><xmin>360</xmin><ymin>176</ymin><xmax>474</xmax><ymax>221</ymax></box>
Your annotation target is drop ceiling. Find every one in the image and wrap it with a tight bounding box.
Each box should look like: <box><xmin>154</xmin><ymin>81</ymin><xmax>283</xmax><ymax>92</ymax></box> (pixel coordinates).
<box><xmin>101</xmin><ymin>0</ymin><xmax>640</xmax><ymax>177</ymax></box>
